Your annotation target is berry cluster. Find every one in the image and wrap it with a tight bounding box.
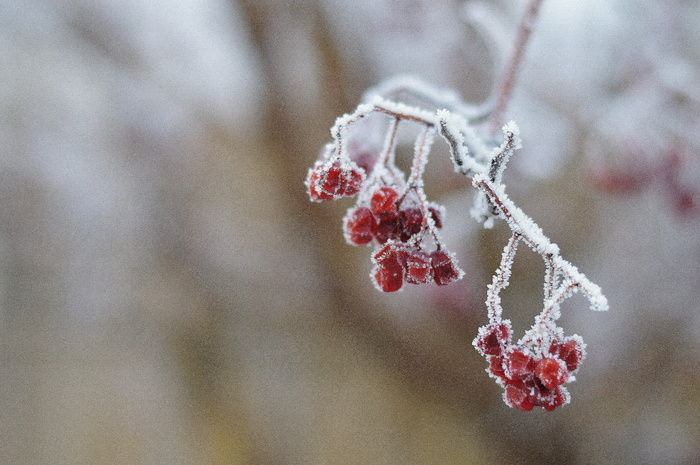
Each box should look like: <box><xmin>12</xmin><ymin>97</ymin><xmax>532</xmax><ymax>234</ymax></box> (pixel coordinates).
<box><xmin>307</xmin><ymin>158</ymin><xmax>365</xmax><ymax>202</ymax></box>
<box><xmin>306</xmin><ymin>119</ymin><xmax>463</xmax><ymax>293</ymax></box>
<box><xmin>305</xmin><ymin>78</ymin><xmax>608</xmax><ymax>411</ymax></box>
<box><xmin>371</xmin><ymin>242</ymin><xmax>461</xmax><ymax>292</ymax></box>
<box><xmin>473</xmin><ymin>321</ymin><xmax>585</xmax><ymax>411</ymax></box>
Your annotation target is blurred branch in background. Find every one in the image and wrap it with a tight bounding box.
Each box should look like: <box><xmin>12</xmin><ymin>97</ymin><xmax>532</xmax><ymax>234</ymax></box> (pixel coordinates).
<box><xmin>0</xmin><ymin>0</ymin><xmax>699</xmax><ymax>464</ymax></box>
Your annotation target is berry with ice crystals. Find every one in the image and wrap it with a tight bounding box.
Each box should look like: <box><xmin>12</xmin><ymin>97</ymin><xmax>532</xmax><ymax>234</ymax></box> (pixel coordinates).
<box><xmin>306</xmin><ymin>160</ymin><xmax>364</xmax><ymax>202</ymax></box>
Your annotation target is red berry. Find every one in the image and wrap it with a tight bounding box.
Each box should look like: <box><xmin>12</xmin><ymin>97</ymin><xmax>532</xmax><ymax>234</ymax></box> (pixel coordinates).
<box><xmin>541</xmin><ymin>386</ymin><xmax>569</xmax><ymax>412</ymax></box>
<box><xmin>306</xmin><ymin>166</ymin><xmax>334</xmax><ymax>201</ymax></box>
<box><xmin>535</xmin><ymin>357</ymin><xmax>568</xmax><ymax>390</ymax></box>
<box><xmin>504</xmin><ymin>380</ymin><xmax>535</xmax><ymax>411</ymax></box>
<box><xmin>549</xmin><ymin>337</ymin><xmax>584</xmax><ymax>372</ymax></box>
<box><xmin>503</xmin><ymin>348</ymin><xmax>535</xmax><ymax>380</ymax></box>
<box><xmin>430</xmin><ymin>251</ymin><xmax>461</xmax><ymax>286</ymax></box>
<box><xmin>374</xmin><ymin>215</ymin><xmax>400</xmax><ymax>244</ymax></box>
<box><xmin>488</xmin><ymin>356</ymin><xmax>506</xmax><ymax>380</ymax></box>
<box><xmin>372</xmin><ymin>245</ymin><xmax>407</xmax><ymax>292</ymax></box>
<box><xmin>370</xmin><ymin>187</ymin><xmax>400</xmax><ymax>217</ymax></box>
<box><xmin>404</xmin><ymin>250</ymin><xmax>433</xmax><ymax>284</ymax></box>
<box><xmin>344</xmin><ymin>207</ymin><xmax>375</xmax><ymax>245</ymax></box>
<box><xmin>306</xmin><ymin>161</ymin><xmax>364</xmax><ymax>202</ymax></box>
<box><xmin>399</xmin><ymin>208</ymin><xmax>423</xmax><ymax>240</ymax></box>
<box><xmin>474</xmin><ymin>322</ymin><xmax>512</xmax><ymax>356</ymax></box>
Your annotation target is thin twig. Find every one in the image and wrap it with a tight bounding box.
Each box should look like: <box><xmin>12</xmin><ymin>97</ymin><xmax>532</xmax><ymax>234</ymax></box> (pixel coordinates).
<box><xmin>489</xmin><ymin>0</ymin><xmax>545</xmax><ymax>135</ymax></box>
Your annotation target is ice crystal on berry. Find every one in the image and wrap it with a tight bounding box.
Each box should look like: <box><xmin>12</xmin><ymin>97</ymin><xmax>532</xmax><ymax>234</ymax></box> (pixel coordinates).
<box><xmin>305</xmin><ymin>75</ymin><xmax>608</xmax><ymax>411</ymax></box>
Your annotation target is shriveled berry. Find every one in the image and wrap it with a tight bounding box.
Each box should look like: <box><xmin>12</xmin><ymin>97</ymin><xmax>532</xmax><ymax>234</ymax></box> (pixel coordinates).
<box><xmin>370</xmin><ymin>187</ymin><xmax>400</xmax><ymax>217</ymax></box>
<box><xmin>503</xmin><ymin>348</ymin><xmax>535</xmax><ymax>380</ymax></box>
<box><xmin>430</xmin><ymin>251</ymin><xmax>462</xmax><ymax>286</ymax></box>
<box><xmin>504</xmin><ymin>380</ymin><xmax>535</xmax><ymax>411</ymax></box>
<box><xmin>344</xmin><ymin>207</ymin><xmax>375</xmax><ymax>245</ymax></box>
<box><xmin>474</xmin><ymin>322</ymin><xmax>512</xmax><ymax>356</ymax></box>
<box><xmin>535</xmin><ymin>357</ymin><xmax>568</xmax><ymax>389</ymax></box>
<box><xmin>404</xmin><ymin>250</ymin><xmax>433</xmax><ymax>284</ymax></box>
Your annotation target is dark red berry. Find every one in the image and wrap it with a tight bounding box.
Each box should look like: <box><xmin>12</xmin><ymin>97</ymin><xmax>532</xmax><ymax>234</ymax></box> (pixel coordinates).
<box><xmin>535</xmin><ymin>357</ymin><xmax>568</xmax><ymax>390</ymax></box>
<box><xmin>399</xmin><ymin>208</ymin><xmax>423</xmax><ymax>240</ymax></box>
<box><xmin>474</xmin><ymin>322</ymin><xmax>512</xmax><ymax>356</ymax></box>
<box><xmin>504</xmin><ymin>348</ymin><xmax>535</xmax><ymax>380</ymax></box>
<box><xmin>430</xmin><ymin>251</ymin><xmax>461</xmax><ymax>286</ymax></box>
<box><xmin>374</xmin><ymin>215</ymin><xmax>400</xmax><ymax>244</ymax></box>
<box><xmin>405</xmin><ymin>250</ymin><xmax>433</xmax><ymax>284</ymax></box>
<box><xmin>370</xmin><ymin>187</ymin><xmax>400</xmax><ymax>217</ymax></box>
<box><xmin>344</xmin><ymin>207</ymin><xmax>375</xmax><ymax>245</ymax></box>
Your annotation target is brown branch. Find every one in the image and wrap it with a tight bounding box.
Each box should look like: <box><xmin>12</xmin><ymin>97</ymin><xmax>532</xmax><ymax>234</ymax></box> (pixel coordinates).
<box><xmin>489</xmin><ymin>0</ymin><xmax>545</xmax><ymax>135</ymax></box>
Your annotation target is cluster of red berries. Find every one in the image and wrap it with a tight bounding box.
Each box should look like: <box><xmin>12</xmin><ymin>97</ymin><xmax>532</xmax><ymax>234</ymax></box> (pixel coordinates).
<box><xmin>355</xmin><ymin>186</ymin><xmax>461</xmax><ymax>292</ymax></box>
<box><xmin>344</xmin><ymin>186</ymin><xmax>443</xmax><ymax>245</ymax></box>
<box><xmin>371</xmin><ymin>242</ymin><xmax>461</xmax><ymax>292</ymax></box>
<box><xmin>306</xmin><ymin>150</ymin><xmax>463</xmax><ymax>293</ymax></box>
<box><xmin>589</xmin><ymin>148</ymin><xmax>698</xmax><ymax>217</ymax></box>
<box><xmin>473</xmin><ymin>321</ymin><xmax>585</xmax><ymax>411</ymax></box>
<box><xmin>307</xmin><ymin>159</ymin><xmax>365</xmax><ymax>202</ymax></box>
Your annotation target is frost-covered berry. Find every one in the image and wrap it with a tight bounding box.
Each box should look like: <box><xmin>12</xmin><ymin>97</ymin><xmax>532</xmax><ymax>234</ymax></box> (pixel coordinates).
<box><xmin>504</xmin><ymin>380</ymin><xmax>535</xmax><ymax>412</ymax></box>
<box><xmin>374</xmin><ymin>215</ymin><xmax>400</xmax><ymax>244</ymax></box>
<box><xmin>370</xmin><ymin>187</ymin><xmax>400</xmax><ymax>217</ymax></box>
<box><xmin>344</xmin><ymin>207</ymin><xmax>375</xmax><ymax>245</ymax></box>
<box><xmin>549</xmin><ymin>337</ymin><xmax>585</xmax><ymax>372</ymax></box>
<box><xmin>399</xmin><ymin>208</ymin><xmax>423</xmax><ymax>240</ymax></box>
<box><xmin>306</xmin><ymin>161</ymin><xmax>364</xmax><ymax>202</ymax></box>
<box><xmin>535</xmin><ymin>357</ymin><xmax>568</xmax><ymax>390</ymax></box>
<box><xmin>372</xmin><ymin>245</ymin><xmax>407</xmax><ymax>292</ymax></box>
<box><xmin>541</xmin><ymin>386</ymin><xmax>569</xmax><ymax>412</ymax></box>
<box><xmin>503</xmin><ymin>348</ymin><xmax>535</xmax><ymax>380</ymax></box>
<box><xmin>474</xmin><ymin>322</ymin><xmax>512</xmax><ymax>356</ymax></box>
<box><xmin>430</xmin><ymin>251</ymin><xmax>462</xmax><ymax>286</ymax></box>
<box><xmin>404</xmin><ymin>250</ymin><xmax>433</xmax><ymax>284</ymax></box>
<box><xmin>488</xmin><ymin>356</ymin><xmax>506</xmax><ymax>380</ymax></box>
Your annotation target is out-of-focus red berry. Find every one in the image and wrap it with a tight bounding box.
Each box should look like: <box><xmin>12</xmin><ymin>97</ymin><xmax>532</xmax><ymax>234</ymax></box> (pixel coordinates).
<box><xmin>344</xmin><ymin>207</ymin><xmax>375</xmax><ymax>245</ymax></box>
<box><xmin>399</xmin><ymin>208</ymin><xmax>423</xmax><ymax>240</ymax></box>
<box><xmin>370</xmin><ymin>187</ymin><xmax>400</xmax><ymax>217</ymax></box>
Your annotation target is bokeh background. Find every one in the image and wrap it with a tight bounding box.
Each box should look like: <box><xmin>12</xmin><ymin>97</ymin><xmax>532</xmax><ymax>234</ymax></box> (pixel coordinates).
<box><xmin>1</xmin><ymin>0</ymin><xmax>699</xmax><ymax>463</ymax></box>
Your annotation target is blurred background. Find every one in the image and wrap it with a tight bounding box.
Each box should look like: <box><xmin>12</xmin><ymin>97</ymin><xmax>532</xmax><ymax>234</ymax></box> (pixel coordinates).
<box><xmin>1</xmin><ymin>0</ymin><xmax>699</xmax><ymax>463</ymax></box>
